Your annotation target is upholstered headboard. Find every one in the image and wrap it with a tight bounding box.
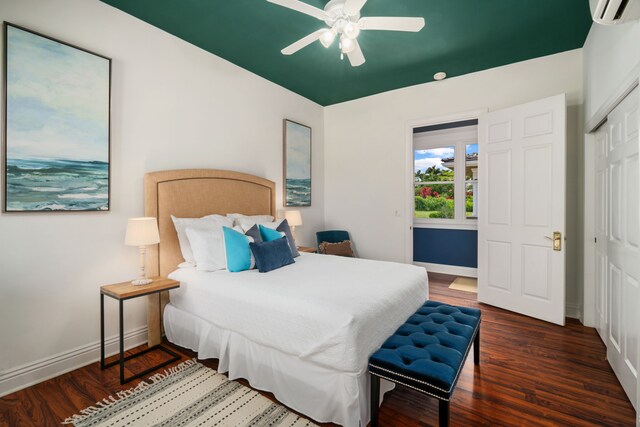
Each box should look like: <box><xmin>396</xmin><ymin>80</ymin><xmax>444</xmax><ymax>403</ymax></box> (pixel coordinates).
<box><xmin>143</xmin><ymin>169</ymin><xmax>276</xmax><ymax>345</ymax></box>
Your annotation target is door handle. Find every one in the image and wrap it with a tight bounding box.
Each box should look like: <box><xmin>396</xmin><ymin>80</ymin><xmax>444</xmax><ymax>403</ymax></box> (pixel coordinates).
<box><xmin>544</xmin><ymin>232</ymin><xmax>562</xmax><ymax>251</ymax></box>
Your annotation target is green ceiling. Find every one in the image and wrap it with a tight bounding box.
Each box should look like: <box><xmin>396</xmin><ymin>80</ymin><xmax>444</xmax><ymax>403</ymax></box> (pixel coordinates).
<box><xmin>100</xmin><ymin>0</ymin><xmax>592</xmax><ymax>106</ymax></box>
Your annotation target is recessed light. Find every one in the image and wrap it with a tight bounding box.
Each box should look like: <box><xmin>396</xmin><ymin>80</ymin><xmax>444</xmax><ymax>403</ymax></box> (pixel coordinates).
<box><xmin>434</xmin><ymin>72</ymin><xmax>447</xmax><ymax>81</ymax></box>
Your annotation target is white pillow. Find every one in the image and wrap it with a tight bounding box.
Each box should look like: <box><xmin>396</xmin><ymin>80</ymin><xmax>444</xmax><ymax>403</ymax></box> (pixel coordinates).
<box><xmin>171</xmin><ymin>214</ymin><xmax>233</xmax><ymax>264</ymax></box>
<box><xmin>185</xmin><ymin>227</ymin><xmax>228</xmax><ymax>272</ymax></box>
<box><xmin>227</xmin><ymin>213</ymin><xmax>274</xmax><ymax>226</ymax></box>
<box><xmin>237</xmin><ymin>218</ymin><xmax>282</xmax><ymax>233</ymax></box>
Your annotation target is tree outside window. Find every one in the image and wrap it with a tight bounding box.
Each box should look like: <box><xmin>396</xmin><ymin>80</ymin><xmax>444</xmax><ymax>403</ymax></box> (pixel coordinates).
<box><xmin>413</xmin><ymin>143</ymin><xmax>479</xmax><ymax>221</ymax></box>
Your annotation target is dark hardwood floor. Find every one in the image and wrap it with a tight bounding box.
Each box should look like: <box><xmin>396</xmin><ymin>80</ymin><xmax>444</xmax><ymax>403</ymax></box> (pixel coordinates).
<box><xmin>0</xmin><ymin>273</ymin><xmax>636</xmax><ymax>426</ymax></box>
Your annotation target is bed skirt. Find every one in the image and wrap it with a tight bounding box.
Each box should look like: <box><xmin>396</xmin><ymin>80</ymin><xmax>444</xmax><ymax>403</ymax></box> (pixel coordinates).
<box><xmin>164</xmin><ymin>303</ymin><xmax>394</xmax><ymax>427</ymax></box>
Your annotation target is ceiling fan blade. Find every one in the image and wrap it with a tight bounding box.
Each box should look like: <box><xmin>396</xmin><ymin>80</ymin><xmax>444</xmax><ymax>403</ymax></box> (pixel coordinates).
<box><xmin>359</xmin><ymin>16</ymin><xmax>425</xmax><ymax>32</ymax></box>
<box><xmin>281</xmin><ymin>29</ymin><xmax>324</xmax><ymax>55</ymax></box>
<box><xmin>344</xmin><ymin>0</ymin><xmax>368</xmax><ymax>16</ymax></box>
<box><xmin>267</xmin><ymin>0</ymin><xmax>328</xmax><ymax>20</ymax></box>
<box><xmin>347</xmin><ymin>39</ymin><xmax>365</xmax><ymax>67</ymax></box>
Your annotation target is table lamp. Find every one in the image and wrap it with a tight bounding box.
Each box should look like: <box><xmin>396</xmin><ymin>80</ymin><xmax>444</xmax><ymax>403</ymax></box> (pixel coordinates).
<box><xmin>125</xmin><ymin>217</ymin><xmax>160</xmax><ymax>285</ymax></box>
<box><xmin>284</xmin><ymin>210</ymin><xmax>302</xmax><ymax>240</ymax></box>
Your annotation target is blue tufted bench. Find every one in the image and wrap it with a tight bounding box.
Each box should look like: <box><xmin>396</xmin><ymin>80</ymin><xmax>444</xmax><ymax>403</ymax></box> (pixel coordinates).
<box><xmin>368</xmin><ymin>300</ymin><xmax>481</xmax><ymax>427</ymax></box>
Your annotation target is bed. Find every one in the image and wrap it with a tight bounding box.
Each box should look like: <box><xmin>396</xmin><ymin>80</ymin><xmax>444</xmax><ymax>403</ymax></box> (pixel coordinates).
<box><xmin>143</xmin><ymin>169</ymin><xmax>428</xmax><ymax>426</ymax></box>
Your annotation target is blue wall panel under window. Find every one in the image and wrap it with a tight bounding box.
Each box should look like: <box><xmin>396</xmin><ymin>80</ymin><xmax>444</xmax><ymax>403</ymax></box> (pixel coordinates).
<box><xmin>413</xmin><ymin>228</ymin><xmax>477</xmax><ymax>268</ymax></box>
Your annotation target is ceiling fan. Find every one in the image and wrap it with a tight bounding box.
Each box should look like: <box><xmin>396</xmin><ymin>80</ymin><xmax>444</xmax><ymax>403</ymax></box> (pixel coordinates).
<box><xmin>267</xmin><ymin>0</ymin><xmax>425</xmax><ymax>67</ymax></box>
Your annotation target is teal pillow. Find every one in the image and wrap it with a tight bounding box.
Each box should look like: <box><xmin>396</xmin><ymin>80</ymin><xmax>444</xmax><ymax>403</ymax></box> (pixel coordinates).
<box><xmin>222</xmin><ymin>226</ymin><xmax>252</xmax><ymax>272</ymax></box>
<box><xmin>259</xmin><ymin>221</ymin><xmax>299</xmax><ymax>257</ymax></box>
<box><xmin>259</xmin><ymin>224</ymin><xmax>284</xmax><ymax>242</ymax></box>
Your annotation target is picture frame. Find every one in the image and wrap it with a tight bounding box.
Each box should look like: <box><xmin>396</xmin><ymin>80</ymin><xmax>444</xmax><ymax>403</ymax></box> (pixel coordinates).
<box><xmin>2</xmin><ymin>22</ymin><xmax>112</xmax><ymax>212</ymax></box>
<box><xmin>283</xmin><ymin>119</ymin><xmax>311</xmax><ymax>207</ymax></box>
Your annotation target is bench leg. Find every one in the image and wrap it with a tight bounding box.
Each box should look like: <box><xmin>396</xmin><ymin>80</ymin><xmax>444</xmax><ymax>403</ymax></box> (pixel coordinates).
<box><xmin>474</xmin><ymin>327</ymin><xmax>480</xmax><ymax>365</ymax></box>
<box><xmin>370</xmin><ymin>374</ymin><xmax>380</xmax><ymax>427</ymax></box>
<box><xmin>439</xmin><ymin>399</ymin><xmax>449</xmax><ymax>427</ymax></box>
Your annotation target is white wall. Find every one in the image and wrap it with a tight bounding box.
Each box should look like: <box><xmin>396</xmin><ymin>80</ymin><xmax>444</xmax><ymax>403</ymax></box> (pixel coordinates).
<box><xmin>584</xmin><ymin>21</ymin><xmax>640</xmax><ymax>124</ymax></box>
<box><xmin>0</xmin><ymin>0</ymin><xmax>324</xmax><ymax>395</ymax></box>
<box><xmin>324</xmin><ymin>50</ymin><xmax>584</xmax><ymax>317</ymax></box>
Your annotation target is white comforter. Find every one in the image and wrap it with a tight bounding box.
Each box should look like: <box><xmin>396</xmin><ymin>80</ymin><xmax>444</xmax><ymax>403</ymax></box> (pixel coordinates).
<box><xmin>168</xmin><ymin>253</ymin><xmax>428</xmax><ymax>374</ymax></box>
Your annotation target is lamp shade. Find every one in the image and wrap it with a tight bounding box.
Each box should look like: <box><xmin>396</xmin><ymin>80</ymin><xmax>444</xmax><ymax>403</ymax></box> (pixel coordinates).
<box><xmin>125</xmin><ymin>217</ymin><xmax>160</xmax><ymax>246</ymax></box>
<box><xmin>284</xmin><ymin>210</ymin><xmax>302</xmax><ymax>227</ymax></box>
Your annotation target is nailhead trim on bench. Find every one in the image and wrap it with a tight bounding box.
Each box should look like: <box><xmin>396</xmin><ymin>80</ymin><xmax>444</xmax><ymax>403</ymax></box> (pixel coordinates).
<box><xmin>369</xmin><ymin>371</ymin><xmax>450</xmax><ymax>401</ymax></box>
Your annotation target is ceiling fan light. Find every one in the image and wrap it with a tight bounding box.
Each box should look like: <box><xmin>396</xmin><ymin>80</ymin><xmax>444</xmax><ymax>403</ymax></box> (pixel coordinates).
<box><xmin>319</xmin><ymin>29</ymin><xmax>336</xmax><ymax>48</ymax></box>
<box><xmin>344</xmin><ymin>22</ymin><xmax>360</xmax><ymax>39</ymax></box>
<box><xmin>340</xmin><ymin>35</ymin><xmax>355</xmax><ymax>53</ymax></box>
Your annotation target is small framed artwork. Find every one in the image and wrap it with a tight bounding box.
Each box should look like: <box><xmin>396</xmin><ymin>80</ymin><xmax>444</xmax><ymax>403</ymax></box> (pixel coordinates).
<box><xmin>283</xmin><ymin>119</ymin><xmax>311</xmax><ymax>207</ymax></box>
<box><xmin>3</xmin><ymin>22</ymin><xmax>111</xmax><ymax>212</ymax></box>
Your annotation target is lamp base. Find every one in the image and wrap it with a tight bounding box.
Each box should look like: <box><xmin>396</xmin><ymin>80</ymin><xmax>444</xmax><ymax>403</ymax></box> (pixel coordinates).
<box><xmin>131</xmin><ymin>278</ymin><xmax>153</xmax><ymax>286</ymax></box>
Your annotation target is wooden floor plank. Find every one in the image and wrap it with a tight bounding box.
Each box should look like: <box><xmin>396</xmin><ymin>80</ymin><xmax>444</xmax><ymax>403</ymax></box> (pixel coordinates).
<box><xmin>0</xmin><ymin>273</ymin><xmax>635</xmax><ymax>426</ymax></box>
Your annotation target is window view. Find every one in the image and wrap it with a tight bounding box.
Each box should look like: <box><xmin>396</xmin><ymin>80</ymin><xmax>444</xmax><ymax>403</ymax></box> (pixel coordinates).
<box><xmin>414</xmin><ymin>146</ymin><xmax>455</xmax><ymax>219</ymax></box>
<box><xmin>465</xmin><ymin>144</ymin><xmax>478</xmax><ymax>219</ymax></box>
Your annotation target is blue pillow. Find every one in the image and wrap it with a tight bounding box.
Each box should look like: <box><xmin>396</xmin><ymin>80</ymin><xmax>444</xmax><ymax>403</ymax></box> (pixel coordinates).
<box><xmin>259</xmin><ymin>224</ymin><xmax>284</xmax><ymax>242</ymax></box>
<box><xmin>250</xmin><ymin>237</ymin><xmax>295</xmax><ymax>273</ymax></box>
<box><xmin>222</xmin><ymin>226</ymin><xmax>253</xmax><ymax>272</ymax></box>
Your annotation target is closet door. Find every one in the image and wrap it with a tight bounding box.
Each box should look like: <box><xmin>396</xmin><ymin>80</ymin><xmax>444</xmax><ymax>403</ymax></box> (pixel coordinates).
<box><xmin>594</xmin><ymin>124</ymin><xmax>608</xmax><ymax>343</ymax></box>
<box><xmin>606</xmin><ymin>86</ymin><xmax>639</xmax><ymax>410</ymax></box>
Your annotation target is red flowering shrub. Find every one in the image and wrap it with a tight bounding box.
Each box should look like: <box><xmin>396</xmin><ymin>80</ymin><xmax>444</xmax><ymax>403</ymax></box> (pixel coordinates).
<box><xmin>420</xmin><ymin>187</ymin><xmax>432</xmax><ymax>198</ymax></box>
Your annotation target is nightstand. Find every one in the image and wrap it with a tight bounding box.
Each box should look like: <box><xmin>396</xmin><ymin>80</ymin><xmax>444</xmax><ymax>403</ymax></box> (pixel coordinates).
<box><xmin>100</xmin><ymin>277</ymin><xmax>181</xmax><ymax>384</ymax></box>
<box><xmin>297</xmin><ymin>246</ymin><xmax>317</xmax><ymax>253</ymax></box>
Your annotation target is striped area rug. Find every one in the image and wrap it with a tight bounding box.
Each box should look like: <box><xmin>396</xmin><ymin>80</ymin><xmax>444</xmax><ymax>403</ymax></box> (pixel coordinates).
<box><xmin>64</xmin><ymin>359</ymin><xmax>317</xmax><ymax>427</ymax></box>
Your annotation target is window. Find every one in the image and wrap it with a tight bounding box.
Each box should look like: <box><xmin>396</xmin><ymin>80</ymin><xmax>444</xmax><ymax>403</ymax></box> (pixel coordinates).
<box><xmin>413</xmin><ymin>123</ymin><xmax>478</xmax><ymax>224</ymax></box>
<box><xmin>465</xmin><ymin>144</ymin><xmax>478</xmax><ymax>219</ymax></box>
<box><xmin>414</xmin><ymin>147</ymin><xmax>455</xmax><ymax>219</ymax></box>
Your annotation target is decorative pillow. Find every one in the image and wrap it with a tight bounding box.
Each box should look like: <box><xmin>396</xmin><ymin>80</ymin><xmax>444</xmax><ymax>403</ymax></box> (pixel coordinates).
<box><xmin>259</xmin><ymin>224</ymin><xmax>285</xmax><ymax>242</ymax></box>
<box><xmin>276</xmin><ymin>219</ymin><xmax>300</xmax><ymax>258</ymax></box>
<box><xmin>319</xmin><ymin>240</ymin><xmax>354</xmax><ymax>257</ymax></box>
<box><xmin>222</xmin><ymin>226</ymin><xmax>255</xmax><ymax>272</ymax></box>
<box><xmin>244</xmin><ymin>224</ymin><xmax>263</xmax><ymax>244</ymax></box>
<box><xmin>227</xmin><ymin>213</ymin><xmax>274</xmax><ymax>226</ymax></box>
<box><xmin>250</xmin><ymin>237</ymin><xmax>295</xmax><ymax>273</ymax></box>
<box><xmin>171</xmin><ymin>215</ymin><xmax>233</xmax><ymax>264</ymax></box>
<box><xmin>237</xmin><ymin>219</ymin><xmax>299</xmax><ymax>258</ymax></box>
<box><xmin>185</xmin><ymin>227</ymin><xmax>226</xmax><ymax>272</ymax></box>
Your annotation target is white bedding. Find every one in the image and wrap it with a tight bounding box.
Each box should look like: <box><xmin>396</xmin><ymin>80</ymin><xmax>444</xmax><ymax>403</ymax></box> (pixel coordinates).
<box><xmin>168</xmin><ymin>253</ymin><xmax>428</xmax><ymax>374</ymax></box>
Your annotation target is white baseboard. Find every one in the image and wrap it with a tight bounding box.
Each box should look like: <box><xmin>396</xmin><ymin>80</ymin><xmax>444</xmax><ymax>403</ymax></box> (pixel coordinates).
<box><xmin>414</xmin><ymin>262</ymin><xmax>478</xmax><ymax>278</ymax></box>
<box><xmin>566</xmin><ymin>302</ymin><xmax>583</xmax><ymax>322</ymax></box>
<box><xmin>0</xmin><ymin>326</ymin><xmax>148</xmax><ymax>398</ymax></box>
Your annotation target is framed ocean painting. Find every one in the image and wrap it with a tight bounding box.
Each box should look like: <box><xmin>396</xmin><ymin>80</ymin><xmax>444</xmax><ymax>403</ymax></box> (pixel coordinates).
<box><xmin>2</xmin><ymin>23</ymin><xmax>111</xmax><ymax>212</ymax></box>
<box><xmin>283</xmin><ymin>119</ymin><xmax>311</xmax><ymax>207</ymax></box>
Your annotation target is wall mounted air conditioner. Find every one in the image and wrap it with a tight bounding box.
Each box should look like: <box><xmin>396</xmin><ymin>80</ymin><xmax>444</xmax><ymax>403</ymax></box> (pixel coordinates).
<box><xmin>590</xmin><ymin>0</ymin><xmax>640</xmax><ymax>25</ymax></box>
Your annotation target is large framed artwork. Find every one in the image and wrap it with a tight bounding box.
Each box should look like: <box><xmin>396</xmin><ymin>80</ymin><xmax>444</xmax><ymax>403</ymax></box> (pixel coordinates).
<box><xmin>283</xmin><ymin>119</ymin><xmax>311</xmax><ymax>207</ymax></box>
<box><xmin>2</xmin><ymin>23</ymin><xmax>111</xmax><ymax>212</ymax></box>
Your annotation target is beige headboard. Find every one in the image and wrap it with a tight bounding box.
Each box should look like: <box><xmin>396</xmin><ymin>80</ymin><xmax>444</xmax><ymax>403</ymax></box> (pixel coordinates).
<box><xmin>143</xmin><ymin>169</ymin><xmax>276</xmax><ymax>346</ymax></box>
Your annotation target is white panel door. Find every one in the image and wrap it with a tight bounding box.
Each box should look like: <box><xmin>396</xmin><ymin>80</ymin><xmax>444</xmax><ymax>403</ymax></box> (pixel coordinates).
<box><xmin>606</xmin><ymin>86</ymin><xmax>639</xmax><ymax>410</ymax></box>
<box><xmin>478</xmin><ymin>94</ymin><xmax>566</xmax><ymax>325</ymax></box>
<box><xmin>594</xmin><ymin>123</ymin><xmax>609</xmax><ymax>343</ymax></box>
